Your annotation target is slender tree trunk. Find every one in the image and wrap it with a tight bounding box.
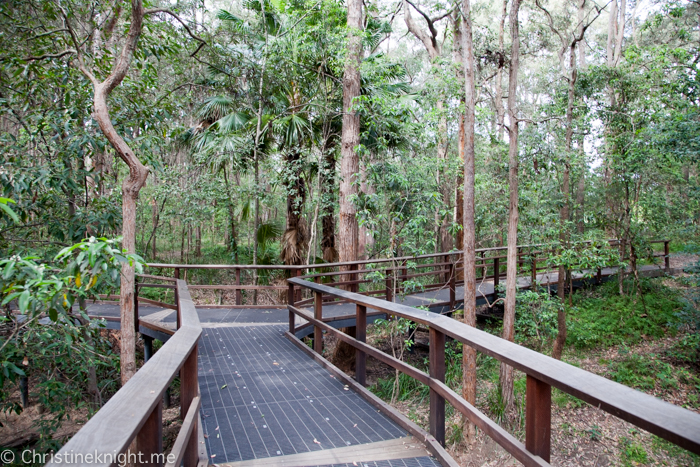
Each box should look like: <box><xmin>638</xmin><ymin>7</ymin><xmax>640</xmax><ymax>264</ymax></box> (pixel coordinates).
<box><xmin>461</xmin><ymin>0</ymin><xmax>477</xmax><ymax>441</ymax></box>
<box><xmin>338</xmin><ymin>0</ymin><xmax>363</xmax><ymax>269</ymax></box>
<box><xmin>195</xmin><ymin>225</ymin><xmax>201</xmax><ymax>257</ymax></box>
<box><xmin>552</xmin><ymin>43</ymin><xmax>577</xmax><ymax>361</ymax></box>
<box><xmin>151</xmin><ymin>198</ymin><xmax>158</xmax><ymax>259</ymax></box>
<box><xmin>321</xmin><ymin>148</ymin><xmax>338</xmax><ymax>262</ymax></box>
<box><xmin>358</xmin><ymin>158</ymin><xmax>375</xmax><ymax>259</ymax></box>
<box><xmin>499</xmin><ymin>0</ymin><xmax>521</xmax><ymax>413</ymax></box>
<box><xmin>495</xmin><ymin>0</ymin><xmax>508</xmax><ymax>142</ymax></box>
<box><xmin>453</xmin><ymin>11</ymin><xmax>465</xmax><ymax>280</ymax></box>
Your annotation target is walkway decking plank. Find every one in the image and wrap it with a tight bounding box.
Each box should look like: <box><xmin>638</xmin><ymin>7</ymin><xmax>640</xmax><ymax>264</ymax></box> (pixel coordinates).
<box><xmin>218</xmin><ymin>437</ymin><xmax>434</xmax><ymax>466</ymax></box>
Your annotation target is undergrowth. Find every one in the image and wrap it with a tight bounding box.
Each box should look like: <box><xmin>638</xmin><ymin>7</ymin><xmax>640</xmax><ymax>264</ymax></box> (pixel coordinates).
<box><xmin>566</xmin><ymin>277</ymin><xmax>683</xmax><ymax>349</ymax></box>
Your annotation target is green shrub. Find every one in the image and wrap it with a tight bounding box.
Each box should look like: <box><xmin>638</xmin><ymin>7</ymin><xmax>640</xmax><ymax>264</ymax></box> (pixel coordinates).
<box><xmin>566</xmin><ymin>278</ymin><xmax>682</xmax><ymax>349</ymax></box>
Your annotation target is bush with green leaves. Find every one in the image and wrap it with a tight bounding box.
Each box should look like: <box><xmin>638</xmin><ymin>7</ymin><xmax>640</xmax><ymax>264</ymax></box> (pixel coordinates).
<box><xmin>514</xmin><ymin>289</ymin><xmax>560</xmax><ymax>348</ymax></box>
<box><xmin>566</xmin><ymin>278</ymin><xmax>683</xmax><ymax>349</ymax></box>
<box><xmin>0</xmin><ymin>237</ymin><xmax>143</xmax><ymax>450</ymax></box>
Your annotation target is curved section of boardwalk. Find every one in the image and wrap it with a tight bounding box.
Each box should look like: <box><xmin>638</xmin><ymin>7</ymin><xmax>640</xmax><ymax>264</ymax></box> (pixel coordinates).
<box><xmin>198</xmin><ymin>324</ymin><xmax>441</xmax><ymax>466</ymax></box>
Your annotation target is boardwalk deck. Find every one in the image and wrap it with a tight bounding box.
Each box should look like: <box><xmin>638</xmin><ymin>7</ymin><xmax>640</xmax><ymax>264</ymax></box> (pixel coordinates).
<box><xmin>77</xmin><ymin>262</ymin><xmax>679</xmax><ymax>467</ymax></box>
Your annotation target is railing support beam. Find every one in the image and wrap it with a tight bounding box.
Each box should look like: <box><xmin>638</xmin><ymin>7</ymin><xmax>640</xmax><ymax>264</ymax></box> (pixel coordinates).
<box><xmin>356</xmin><ymin>304</ymin><xmax>366</xmax><ymax>386</ymax></box>
<box><xmin>526</xmin><ymin>374</ymin><xmax>551</xmax><ymax>462</ymax></box>
<box><xmin>137</xmin><ymin>400</ymin><xmax>163</xmax><ymax>466</ymax></box>
<box><xmin>314</xmin><ymin>291</ymin><xmax>323</xmax><ymax>354</ymax></box>
<box><xmin>181</xmin><ymin>345</ymin><xmax>199</xmax><ymax>467</ymax></box>
<box><xmin>429</xmin><ymin>327</ymin><xmax>445</xmax><ymax>446</ymax></box>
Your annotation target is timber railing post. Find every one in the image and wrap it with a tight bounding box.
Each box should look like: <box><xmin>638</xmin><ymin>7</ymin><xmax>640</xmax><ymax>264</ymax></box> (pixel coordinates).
<box><xmin>181</xmin><ymin>345</ymin><xmax>199</xmax><ymax>467</ymax></box>
<box><xmin>235</xmin><ymin>267</ymin><xmax>242</xmax><ymax>305</ymax></box>
<box><xmin>448</xmin><ymin>261</ymin><xmax>456</xmax><ymax>311</ymax></box>
<box><xmin>294</xmin><ymin>268</ymin><xmax>303</xmax><ymax>303</ymax></box>
<box><xmin>134</xmin><ymin>277</ymin><xmax>140</xmax><ymax>334</ymax></box>
<box><xmin>443</xmin><ymin>254</ymin><xmax>450</xmax><ymax>285</ymax></box>
<box><xmin>664</xmin><ymin>240</ymin><xmax>670</xmax><ymax>273</ymax></box>
<box><xmin>174</xmin><ymin>268</ymin><xmax>181</xmax><ymax>330</ymax></box>
<box><xmin>531</xmin><ymin>256</ymin><xmax>537</xmax><ymax>288</ymax></box>
<box><xmin>401</xmin><ymin>260</ymin><xmax>408</xmax><ymax>292</ymax></box>
<box><xmin>137</xmin><ymin>400</ymin><xmax>163</xmax><ymax>466</ymax></box>
<box><xmin>493</xmin><ymin>256</ymin><xmax>500</xmax><ymax>294</ymax></box>
<box><xmin>288</xmin><ymin>280</ymin><xmax>295</xmax><ymax>334</ymax></box>
<box><xmin>314</xmin><ymin>291</ymin><xmax>323</xmax><ymax>354</ymax></box>
<box><xmin>356</xmin><ymin>304</ymin><xmax>367</xmax><ymax>386</ymax></box>
<box><xmin>385</xmin><ymin>270</ymin><xmax>394</xmax><ymax>302</ymax></box>
<box><xmin>350</xmin><ymin>263</ymin><xmax>359</xmax><ymax>293</ymax></box>
<box><xmin>429</xmin><ymin>327</ymin><xmax>446</xmax><ymax>446</ymax></box>
<box><xmin>525</xmin><ymin>374</ymin><xmax>551</xmax><ymax>462</ymax></box>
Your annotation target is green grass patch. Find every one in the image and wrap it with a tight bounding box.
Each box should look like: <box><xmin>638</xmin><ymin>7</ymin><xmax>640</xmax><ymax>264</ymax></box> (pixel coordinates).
<box><xmin>566</xmin><ymin>278</ymin><xmax>682</xmax><ymax>349</ymax></box>
<box><xmin>651</xmin><ymin>435</ymin><xmax>700</xmax><ymax>466</ymax></box>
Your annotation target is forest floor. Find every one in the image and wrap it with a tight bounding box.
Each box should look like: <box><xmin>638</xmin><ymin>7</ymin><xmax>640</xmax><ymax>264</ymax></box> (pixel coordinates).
<box><xmin>0</xmin><ymin>329</ymin><xmax>183</xmax><ymax>458</ymax></box>
<box><xmin>323</xmin><ymin>254</ymin><xmax>700</xmax><ymax>467</ymax></box>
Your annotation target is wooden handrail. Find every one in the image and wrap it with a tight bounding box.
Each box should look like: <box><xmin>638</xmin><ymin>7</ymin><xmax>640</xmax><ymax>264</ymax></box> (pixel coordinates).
<box><xmin>287</xmin><ymin>276</ymin><xmax>700</xmax><ymax>463</ymax></box>
<box><xmin>46</xmin><ymin>280</ymin><xmax>203</xmax><ymax>467</ymax></box>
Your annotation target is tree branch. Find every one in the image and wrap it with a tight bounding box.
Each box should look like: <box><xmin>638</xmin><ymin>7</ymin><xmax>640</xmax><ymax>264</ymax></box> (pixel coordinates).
<box><xmin>22</xmin><ymin>50</ymin><xmax>75</xmax><ymax>62</ymax></box>
<box><xmin>144</xmin><ymin>8</ymin><xmax>208</xmax><ymax>56</ymax></box>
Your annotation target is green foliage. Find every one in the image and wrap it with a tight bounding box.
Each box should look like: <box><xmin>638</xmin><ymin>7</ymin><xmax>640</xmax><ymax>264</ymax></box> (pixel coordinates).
<box><xmin>619</xmin><ymin>435</ymin><xmax>649</xmax><ymax>466</ymax></box>
<box><xmin>566</xmin><ymin>278</ymin><xmax>682</xmax><ymax>349</ymax></box>
<box><xmin>607</xmin><ymin>352</ymin><xmax>695</xmax><ymax>392</ymax></box>
<box><xmin>514</xmin><ymin>289</ymin><xmax>560</xmax><ymax>348</ymax></box>
<box><xmin>0</xmin><ymin>238</ymin><xmax>141</xmax><ymax>449</ymax></box>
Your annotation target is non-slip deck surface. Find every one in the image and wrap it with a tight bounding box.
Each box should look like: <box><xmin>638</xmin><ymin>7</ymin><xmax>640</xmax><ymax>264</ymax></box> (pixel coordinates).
<box><xmin>198</xmin><ymin>325</ymin><xmax>407</xmax><ymax>463</ymax></box>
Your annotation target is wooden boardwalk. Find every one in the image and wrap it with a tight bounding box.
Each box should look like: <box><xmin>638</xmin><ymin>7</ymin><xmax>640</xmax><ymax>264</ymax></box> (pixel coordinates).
<box><xmin>80</xmin><ymin>261</ymin><xmax>678</xmax><ymax>467</ymax></box>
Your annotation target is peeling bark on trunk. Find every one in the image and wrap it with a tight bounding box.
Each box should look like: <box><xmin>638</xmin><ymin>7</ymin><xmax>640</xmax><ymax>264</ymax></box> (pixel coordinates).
<box><xmin>461</xmin><ymin>0</ymin><xmax>477</xmax><ymax>441</ymax></box>
<box><xmin>338</xmin><ymin>0</ymin><xmax>362</xmax><ymax>269</ymax></box>
<box><xmin>500</xmin><ymin>0</ymin><xmax>521</xmax><ymax>413</ymax></box>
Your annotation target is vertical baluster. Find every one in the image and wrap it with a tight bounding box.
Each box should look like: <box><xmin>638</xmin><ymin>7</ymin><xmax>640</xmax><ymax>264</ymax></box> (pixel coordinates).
<box><xmin>443</xmin><ymin>254</ymin><xmax>450</xmax><ymax>284</ymax></box>
<box><xmin>531</xmin><ymin>256</ymin><xmax>537</xmax><ymax>288</ymax></box>
<box><xmin>181</xmin><ymin>346</ymin><xmax>198</xmax><ymax>467</ymax></box>
<box><xmin>385</xmin><ymin>270</ymin><xmax>393</xmax><ymax>302</ymax></box>
<box><xmin>664</xmin><ymin>240</ymin><xmax>670</xmax><ymax>273</ymax></box>
<box><xmin>295</xmin><ymin>268</ymin><xmax>302</xmax><ymax>302</ymax></box>
<box><xmin>288</xmin><ymin>281</ymin><xmax>295</xmax><ymax>334</ymax></box>
<box><xmin>429</xmin><ymin>327</ymin><xmax>445</xmax><ymax>446</ymax></box>
<box><xmin>137</xmin><ymin>400</ymin><xmax>163</xmax><ymax>466</ymax></box>
<box><xmin>174</xmin><ymin>269</ymin><xmax>181</xmax><ymax>330</ymax></box>
<box><xmin>401</xmin><ymin>260</ymin><xmax>408</xmax><ymax>292</ymax></box>
<box><xmin>493</xmin><ymin>257</ymin><xmax>500</xmax><ymax>297</ymax></box>
<box><xmin>235</xmin><ymin>267</ymin><xmax>242</xmax><ymax>305</ymax></box>
<box><xmin>356</xmin><ymin>305</ymin><xmax>366</xmax><ymax>386</ymax></box>
<box><xmin>525</xmin><ymin>375</ymin><xmax>551</xmax><ymax>462</ymax></box>
<box><xmin>134</xmin><ymin>279</ymin><xmax>140</xmax><ymax>334</ymax></box>
<box><xmin>314</xmin><ymin>291</ymin><xmax>323</xmax><ymax>354</ymax></box>
<box><xmin>448</xmin><ymin>262</ymin><xmax>455</xmax><ymax>311</ymax></box>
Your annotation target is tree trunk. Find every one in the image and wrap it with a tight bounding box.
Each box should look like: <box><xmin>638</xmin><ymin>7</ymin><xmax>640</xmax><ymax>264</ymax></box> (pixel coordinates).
<box><xmin>358</xmin><ymin>158</ymin><xmax>374</xmax><ymax>259</ymax></box>
<box><xmin>553</xmin><ymin>43</ymin><xmax>577</xmax><ymax>361</ymax></box>
<box><xmin>281</xmin><ymin>151</ymin><xmax>308</xmax><ymax>265</ymax></box>
<box><xmin>461</xmin><ymin>0</ymin><xmax>477</xmax><ymax>441</ymax></box>
<box><xmin>195</xmin><ymin>225</ymin><xmax>201</xmax><ymax>257</ymax></box>
<box><xmin>499</xmin><ymin>0</ymin><xmax>521</xmax><ymax>414</ymax></box>
<box><xmin>321</xmin><ymin>149</ymin><xmax>338</xmax><ymax>262</ymax></box>
<box><xmin>494</xmin><ymin>0</ymin><xmax>508</xmax><ymax>142</ymax></box>
<box><xmin>453</xmin><ymin>11</ymin><xmax>465</xmax><ymax>279</ymax></box>
<box><xmin>338</xmin><ymin>0</ymin><xmax>363</xmax><ymax>269</ymax></box>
